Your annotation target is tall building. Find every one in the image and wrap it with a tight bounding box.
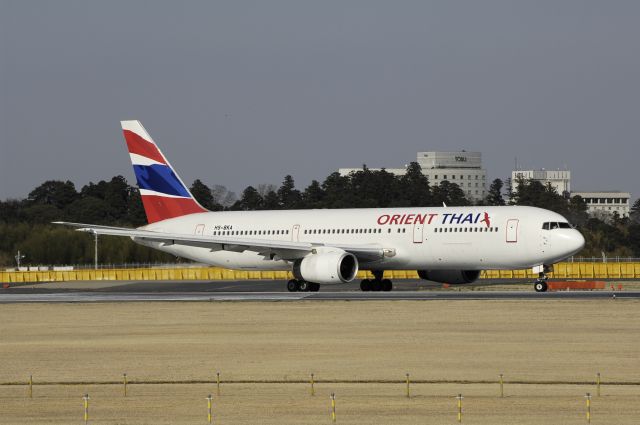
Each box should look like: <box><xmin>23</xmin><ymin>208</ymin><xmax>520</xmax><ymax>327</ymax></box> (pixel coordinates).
<box><xmin>571</xmin><ymin>191</ymin><xmax>631</xmax><ymax>219</ymax></box>
<box><xmin>339</xmin><ymin>151</ymin><xmax>487</xmax><ymax>200</ymax></box>
<box><xmin>511</xmin><ymin>169</ymin><xmax>571</xmax><ymax>196</ymax></box>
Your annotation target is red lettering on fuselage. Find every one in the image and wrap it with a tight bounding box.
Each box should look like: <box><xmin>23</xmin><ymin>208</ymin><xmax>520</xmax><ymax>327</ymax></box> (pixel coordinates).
<box><xmin>376</xmin><ymin>213</ymin><xmax>440</xmax><ymax>225</ymax></box>
<box><xmin>377</xmin><ymin>214</ymin><xmax>390</xmax><ymax>225</ymax></box>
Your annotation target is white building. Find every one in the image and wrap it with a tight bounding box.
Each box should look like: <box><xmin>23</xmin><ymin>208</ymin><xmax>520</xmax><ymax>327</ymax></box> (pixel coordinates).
<box><xmin>339</xmin><ymin>151</ymin><xmax>487</xmax><ymax>200</ymax></box>
<box><xmin>511</xmin><ymin>169</ymin><xmax>571</xmax><ymax>196</ymax></box>
<box><xmin>571</xmin><ymin>191</ymin><xmax>631</xmax><ymax>219</ymax></box>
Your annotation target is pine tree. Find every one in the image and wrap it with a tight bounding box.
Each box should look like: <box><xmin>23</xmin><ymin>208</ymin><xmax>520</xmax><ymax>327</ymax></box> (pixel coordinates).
<box><xmin>486</xmin><ymin>179</ymin><xmax>505</xmax><ymax>206</ymax></box>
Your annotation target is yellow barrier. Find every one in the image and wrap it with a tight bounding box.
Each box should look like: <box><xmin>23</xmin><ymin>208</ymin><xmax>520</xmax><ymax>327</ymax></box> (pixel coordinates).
<box><xmin>2</xmin><ymin>262</ymin><xmax>640</xmax><ymax>284</ymax></box>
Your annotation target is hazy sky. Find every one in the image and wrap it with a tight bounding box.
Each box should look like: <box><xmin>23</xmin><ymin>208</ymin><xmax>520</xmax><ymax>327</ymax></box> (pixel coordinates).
<box><xmin>1</xmin><ymin>1</ymin><xmax>638</xmax><ymax>200</ymax></box>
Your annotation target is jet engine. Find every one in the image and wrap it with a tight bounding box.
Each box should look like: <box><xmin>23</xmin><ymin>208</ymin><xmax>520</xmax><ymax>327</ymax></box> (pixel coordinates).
<box><xmin>293</xmin><ymin>248</ymin><xmax>358</xmax><ymax>284</ymax></box>
<box><xmin>417</xmin><ymin>269</ymin><xmax>480</xmax><ymax>284</ymax></box>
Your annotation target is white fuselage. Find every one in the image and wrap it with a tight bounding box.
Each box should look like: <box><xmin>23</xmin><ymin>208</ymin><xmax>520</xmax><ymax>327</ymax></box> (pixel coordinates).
<box><xmin>136</xmin><ymin>205</ymin><xmax>585</xmax><ymax>273</ymax></box>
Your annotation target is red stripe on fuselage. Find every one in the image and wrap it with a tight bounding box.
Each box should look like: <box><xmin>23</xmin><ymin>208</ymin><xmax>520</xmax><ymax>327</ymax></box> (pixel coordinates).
<box><xmin>123</xmin><ymin>130</ymin><xmax>167</xmax><ymax>165</ymax></box>
<box><xmin>141</xmin><ymin>195</ymin><xmax>206</xmax><ymax>223</ymax></box>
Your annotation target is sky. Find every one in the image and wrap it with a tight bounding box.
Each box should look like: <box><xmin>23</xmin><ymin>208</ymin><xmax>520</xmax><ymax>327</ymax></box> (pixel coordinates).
<box><xmin>1</xmin><ymin>1</ymin><xmax>639</xmax><ymax>201</ymax></box>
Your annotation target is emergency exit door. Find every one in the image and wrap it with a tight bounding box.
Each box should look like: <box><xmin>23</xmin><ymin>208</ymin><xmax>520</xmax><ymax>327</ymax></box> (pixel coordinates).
<box><xmin>506</xmin><ymin>219</ymin><xmax>519</xmax><ymax>243</ymax></box>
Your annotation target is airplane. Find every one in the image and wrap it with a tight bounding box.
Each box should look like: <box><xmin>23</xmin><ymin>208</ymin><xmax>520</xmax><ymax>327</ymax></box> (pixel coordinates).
<box><xmin>55</xmin><ymin>120</ymin><xmax>585</xmax><ymax>293</ymax></box>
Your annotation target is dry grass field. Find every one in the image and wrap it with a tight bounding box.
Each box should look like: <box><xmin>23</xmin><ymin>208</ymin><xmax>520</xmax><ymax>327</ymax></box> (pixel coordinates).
<box><xmin>1</xmin><ymin>299</ymin><xmax>639</xmax><ymax>424</ymax></box>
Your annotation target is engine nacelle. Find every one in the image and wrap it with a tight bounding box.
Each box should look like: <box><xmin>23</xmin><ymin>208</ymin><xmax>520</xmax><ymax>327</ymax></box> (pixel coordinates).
<box><xmin>293</xmin><ymin>248</ymin><xmax>358</xmax><ymax>284</ymax></box>
<box><xmin>417</xmin><ymin>269</ymin><xmax>481</xmax><ymax>285</ymax></box>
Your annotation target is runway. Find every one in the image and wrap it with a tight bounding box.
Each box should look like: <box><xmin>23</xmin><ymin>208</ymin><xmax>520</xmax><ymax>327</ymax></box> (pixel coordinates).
<box><xmin>1</xmin><ymin>279</ymin><xmax>639</xmax><ymax>302</ymax></box>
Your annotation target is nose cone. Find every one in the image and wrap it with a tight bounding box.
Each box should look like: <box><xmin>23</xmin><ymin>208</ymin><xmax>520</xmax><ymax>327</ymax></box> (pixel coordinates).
<box><xmin>568</xmin><ymin>230</ymin><xmax>586</xmax><ymax>256</ymax></box>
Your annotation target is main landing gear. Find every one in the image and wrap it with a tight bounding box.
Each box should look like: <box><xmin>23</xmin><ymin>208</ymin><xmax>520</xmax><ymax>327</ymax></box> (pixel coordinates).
<box><xmin>287</xmin><ymin>279</ymin><xmax>320</xmax><ymax>292</ymax></box>
<box><xmin>534</xmin><ymin>272</ymin><xmax>548</xmax><ymax>292</ymax></box>
<box><xmin>360</xmin><ymin>270</ymin><xmax>393</xmax><ymax>292</ymax></box>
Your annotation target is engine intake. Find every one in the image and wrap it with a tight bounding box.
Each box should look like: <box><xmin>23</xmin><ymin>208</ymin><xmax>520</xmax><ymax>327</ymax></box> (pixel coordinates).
<box><xmin>417</xmin><ymin>269</ymin><xmax>480</xmax><ymax>285</ymax></box>
<box><xmin>293</xmin><ymin>248</ymin><xmax>358</xmax><ymax>284</ymax></box>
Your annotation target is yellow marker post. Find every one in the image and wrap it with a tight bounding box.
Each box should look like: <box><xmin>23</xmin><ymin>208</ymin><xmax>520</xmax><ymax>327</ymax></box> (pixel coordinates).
<box><xmin>585</xmin><ymin>393</ymin><xmax>592</xmax><ymax>423</ymax></box>
<box><xmin>216</xmin><ymin>372</ymin><xmax>220</xmax><ymax>396</ymax></box>
<box><xmin>206</xmin><ymin>394</ymin><xmax>213</xmax><ymax>424</ymax></box>
<box><xmin>456</xmin><ymin>394</ymin><xmax>464</xmax><ymax>423</ymax></box>
<box><xmin>596</xmin><ymin>372</ymin><xmax>601</xmax><ymax>397</ymax></box>
<box><xmin>330</xmin><ymin>392</ymin><xmax>336</xmax><ymax>422</ymax></box>
<box><xmin>406</xmin><ymin>373</ymin><xmax>410</xmax><ymax>398</ymax></box>
<box><xmin>123</xmin><ymin>373</ymin><xmax>127</xmax><ymax>397</ymax></box>
<box><xmin>28</xmin><ymin>375</ymin><xmax>33</xmax><ymax>398</ymax></box>
<box><xmin>83</xmin><ymin>394</ymin><xmax>90</xmax><ymax>424</ymax></box>
<box><xmin>310</xmin><ymin>373</ymin><xmax>315</xmax><ymax>396</ymax></box>
<box><xmin>499</xmin><ymin>374</ymin><xmax>504</xmax><ymax>398</ymax></box>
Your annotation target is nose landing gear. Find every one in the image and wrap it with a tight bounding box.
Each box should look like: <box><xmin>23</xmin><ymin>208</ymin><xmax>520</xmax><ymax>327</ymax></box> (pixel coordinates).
<box><xmin>534</xmin><ymin>271</ymin><xmax>549</xmax><ymax>292</ymax></box>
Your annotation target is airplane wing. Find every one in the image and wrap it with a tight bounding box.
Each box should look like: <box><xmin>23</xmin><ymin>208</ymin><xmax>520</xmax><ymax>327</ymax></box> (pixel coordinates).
<box><xmin>53</xmin><ymin>222</ymin><xmax>385</xmax><ymax>262</ymax></box>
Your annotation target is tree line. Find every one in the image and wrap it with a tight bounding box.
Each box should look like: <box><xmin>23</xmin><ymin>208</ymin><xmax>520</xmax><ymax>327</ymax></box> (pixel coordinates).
<box><xmin>1</xmin><ymin>163</ymin><xmax>639</xmax><ymax>266</ymax></box>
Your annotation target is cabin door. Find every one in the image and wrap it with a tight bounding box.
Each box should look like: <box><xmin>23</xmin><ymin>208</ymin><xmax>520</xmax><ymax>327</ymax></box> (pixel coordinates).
<box><xmin>413</xmin><ymin>222</ymin><xmax>424</xmax><ymax>243</ymax></box>
<box><xmin>506</xmin><ymin>219</ymin><xmax>519</xmax><ymax>243</ymax></box>
<box><xmin>291</xmin><ymin>224</ymin><xmax>300</xmax><ymax>242</ymax></box>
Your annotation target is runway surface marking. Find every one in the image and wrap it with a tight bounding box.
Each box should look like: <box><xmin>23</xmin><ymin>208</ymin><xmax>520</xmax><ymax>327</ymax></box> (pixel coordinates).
<box><xmin>1</xmin><ymin>291</ymin><xmax>639</xmax><ymax>303</ymax></box>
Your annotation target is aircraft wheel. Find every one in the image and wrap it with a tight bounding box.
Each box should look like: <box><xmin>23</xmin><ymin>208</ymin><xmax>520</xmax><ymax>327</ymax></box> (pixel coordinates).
<box><xmin>371</xmin><ymin>280</ymin><xmax>383</xmax><ymax>292</ymax></box>
<box><xmin>360</xmin><ymin>279</ymin><xmax>372</xmax><ymax>291</ymax></box>
<box><xmin>534</xmin><ymin>281</ymin><xmax>548</xmax><ymax>292</ymax></box>
<box><xmin>298</xmin><ymin>281</ymin><xmax>310</xmax><ymax>292</ymax></box>
<box><xmin>287</xmin><ymin>279</ymin><xmax>299</xmax><ymax>292</ymax></box>
<box><xmin>382</xmin><ymin>279</ymin><xmax>393</xmax><ymax>291</ymax></box>
<box><xmin>309</xmin><ymin>283</ymin><xmax>320</xmax><ymax>292</ymax></box>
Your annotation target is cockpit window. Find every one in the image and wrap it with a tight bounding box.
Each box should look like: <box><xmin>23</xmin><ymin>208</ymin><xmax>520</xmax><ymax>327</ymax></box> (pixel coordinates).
<box><xmin>542</xmin><ymin>222</ymin><xmax>573</xmax><ymax>230</ymax></box>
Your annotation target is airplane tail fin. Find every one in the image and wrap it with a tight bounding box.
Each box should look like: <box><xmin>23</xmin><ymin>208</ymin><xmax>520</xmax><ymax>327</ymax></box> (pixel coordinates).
<box><xmin>121</xmin><ymin>120</ymin><xmax>207</xmax><ymax>224</ymax></box>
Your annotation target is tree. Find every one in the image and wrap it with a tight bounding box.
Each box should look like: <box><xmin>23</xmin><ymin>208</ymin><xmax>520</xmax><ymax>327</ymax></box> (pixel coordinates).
<box><xmin>631</xmin><ymin>198</ymin><xmax>640</xmax><ymax>224</ymax></box>
<box><xmin>211</xmin><ymin>185</ymin><xmax>236</xmax><ymax>208</ymax></box>
<box><xmin>302</xmin><ymin>180</ymin><xmax>325</xmax><ymax>208</ymax></box>
<box><xmin>432</xmin><ymin>181</ymin><xmax>470</xmax><ymax>206</ymax></box>
<box><xmin>190</xmin><ymin>179</ymin><xmax>219</xmax><ymax>211</ymax></box>
<box><xmin>277</xmin><ymin>175</ymin><xmax>302</xmax><ymax>209</ymax></box>
<box><xmin>232</xmin><ymin>186</ymin><xmax>263</xmax><ymax>210</ymax></box>
<box><xmin>486</xmin><ymin>179</ymin><xmax>505</xmax><ymax>206</ymax></box>
<box><xmin>399</xmin><ymin>162</ymin><xmax>431</xmax><ymax>207</ymax></box>
<box><xmin>28</xmin><ymin>180</ymin><xmax>78</xmax><ymax>209</ymax></box>
<box><xmin>321</xmin><ymin>172</ymin><xmax>352</xmax><ymax>208</ymax></box>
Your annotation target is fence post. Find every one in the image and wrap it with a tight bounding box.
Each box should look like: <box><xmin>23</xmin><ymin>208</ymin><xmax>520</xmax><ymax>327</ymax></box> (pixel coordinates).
<box><xmin>28</xmin><ymin>375</ymin><xmax>33</xmax><ymax>398</ymax></box>
<box><xmin>310</xmin><ymin>373</ymin><xmax>315</xmax><ymax>396</ymax></box>
<box><xmin>499</xmin><ymin>374</ymin><xmax>504</xmax><ymax>398</ymax></box>
<box><xmin>330</xmin><ymin>392</ymin><xmax>336</xmax><ymax>422</ymax></box>
<box><xmin>456</xmin><ymin>393</ymin><xmax>463</xmax><ymax>423</ymax></box>
<box><xmin>123</xmin><ymin>373</ymin><xmax>127</xmax><ymax>397</ymax></box>
<box><xmin>406</xmin><ymin>373</ymin><xmax>410</xmax><ymax>398</ymax></box>
<box><xmin>206</xmin><ymin>394</ymin><xmax>213</xmax><ymax>423</ymax></box>
<box><xmin>596</xmin><ymin>372</ymin><xmax>601</xmax><ymax>397</ymax></box>
<box><xmin>83</xmin><ymin>394</ymin><xmax>90</xmax><ymax>424</ymax></box>
<box><xmin>585</xmin><ymin>392</ymin><xmax>592</xmax><ymax>423</ymax></box>
<box><xmin>216</xmin><ymin>372</ymin><xmax>220</xmax><ymax>396</ymax></box>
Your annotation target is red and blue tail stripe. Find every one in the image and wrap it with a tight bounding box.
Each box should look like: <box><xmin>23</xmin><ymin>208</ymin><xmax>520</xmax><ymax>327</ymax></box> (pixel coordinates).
<box><xmin>121</xmin><ymin>120</ymin><xmax>207</xmax><ymax>224</ymax></box>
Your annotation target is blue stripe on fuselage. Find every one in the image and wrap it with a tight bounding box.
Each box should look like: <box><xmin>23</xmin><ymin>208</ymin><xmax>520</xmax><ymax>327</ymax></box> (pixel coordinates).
<box><xmin>133</xmin><ymin>164</ymin><xmax>190</xmax><ymax>197</ymax></box>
